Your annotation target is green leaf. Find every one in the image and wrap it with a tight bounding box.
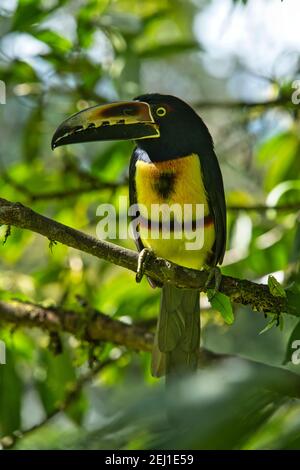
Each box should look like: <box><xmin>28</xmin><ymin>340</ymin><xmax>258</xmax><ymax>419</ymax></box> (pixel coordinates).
<box><xmin>259</xmin><ymin>315</ymin><xmax>278</xmax><ymax>335</ymax></box>
<box><xmin>34</xmin><ymin>30</ymin><xmax>72</xmax><ymax>54</ymax></box>
<box><xmin>67</xmin><ymin>393</ymin><xmax>89</xmax><ymax>426</ymax></box>
<box><xmin>138</xmin><ymin>41</ymin><xmax>199</xmax><ymax>58</ymax></box>
<box><xmin>36</xmin><ymin>345</ymin><xmax>77</xmax><ymax>416</ymax></box>
<box><xmin>12</xmin><ymin>0</ymin><xmax>68</xmax><ymax>31</ymax></box>
<box><xmin>1</xmin><ymin>60</ymin><xmax>38</xmax><ymax>83</ymax></box>
<box><xmin>12</xmin><ymin>0</ymin><xmax>45</xmax><ymax>31</ymax></box>
<box><xmin>256</xmin><ymin>132</ymin><xmax>299</xmax><ymax>191</ymax></box>
<box><xmin>208</xmin><ymin>291</ymin><xmax>234</xmax><ymax>325</ymax></box>
<box><xmin>285</xmin><ymin>282</ymin><xmax>300</xmax><ymax>317</ymax></box>
<box><xmin>267</xmin><ymin>180</ymin><xmax>300</xmax><ymax>207</ymax></box>
<box><xmin>268</xmin><ymin>275</ymin><xmax>287</xmax><ymax>298</ymax></box>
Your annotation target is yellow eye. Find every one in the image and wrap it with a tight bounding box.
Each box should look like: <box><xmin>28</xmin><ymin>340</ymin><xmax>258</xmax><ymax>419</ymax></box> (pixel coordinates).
<box><xmin>156</xmin><ymin>107</ymin><xmax>167</xmax><ymax>117</ymax></box>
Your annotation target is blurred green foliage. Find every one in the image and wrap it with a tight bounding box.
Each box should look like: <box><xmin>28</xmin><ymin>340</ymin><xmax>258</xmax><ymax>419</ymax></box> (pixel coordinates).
<box><xmin>0</xmin><ymin>0</ymin><xmax>300</xmax><ymax>450</ymax></box>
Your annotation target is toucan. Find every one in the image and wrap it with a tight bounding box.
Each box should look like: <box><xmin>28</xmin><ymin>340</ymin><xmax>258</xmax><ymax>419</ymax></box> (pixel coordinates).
<box><xmin>52</xmin><ymin>94</ymin><xmax>227</xmax><ymax>380</ymax></box>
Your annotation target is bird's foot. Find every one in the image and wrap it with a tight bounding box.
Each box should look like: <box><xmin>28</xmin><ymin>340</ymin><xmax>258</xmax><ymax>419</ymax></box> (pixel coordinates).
<box><xmin>205</xmin><ymin>266</ymin><xmax>222</xmax><ymax>299</ymax></box>
<box><xmin>136</xmin><ymin>248</ymin><xmax>154</xmax><ymax>283</ymax></box>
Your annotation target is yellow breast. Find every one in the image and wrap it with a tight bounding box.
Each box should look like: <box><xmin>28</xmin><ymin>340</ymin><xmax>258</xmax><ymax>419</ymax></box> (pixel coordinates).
<box><xmin>135</xmin><ymin>154</ymin><xmax>210</xmax><ymax>207</ymax></box>
<box><xmin>134</xmin><ymin>154</ymin><xmax>215</xmax><ymax>269</ymax></box>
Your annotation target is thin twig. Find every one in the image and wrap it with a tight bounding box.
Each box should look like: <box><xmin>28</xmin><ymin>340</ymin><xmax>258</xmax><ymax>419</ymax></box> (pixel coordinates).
<box><xmin>194</xmin><ymin>97</ymin><xmax>291</xmax><ymax>110</ymax></box>
<box><xmin>1</xmin><ymin>172</ymin><xmax>124</xmax><ymax>201</ymax></box>
<box><xmin>227</xmin><ymin>202</ymin><xmax>300</xmax><ymax>212</ymax></box>
<box><xmin>3</xmin><ymin>173</ymin><xmax>300</xmax><ymax>213</ymax></box>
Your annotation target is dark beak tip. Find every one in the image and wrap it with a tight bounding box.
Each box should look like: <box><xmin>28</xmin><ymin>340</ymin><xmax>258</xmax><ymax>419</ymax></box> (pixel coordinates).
<box><xmin>51</xmin><ymin>127</ymin><xmax>60</xmax><ymax>150</ymax></box>
<box><xmin>51</xmin><ymin>124</ymin><xmax>67</xmax><ymax>150</ymax></box>
<box><xmin>51</xmin><ymin>136</ymin><xmax>59</xmax><ymax>150</ymax></box>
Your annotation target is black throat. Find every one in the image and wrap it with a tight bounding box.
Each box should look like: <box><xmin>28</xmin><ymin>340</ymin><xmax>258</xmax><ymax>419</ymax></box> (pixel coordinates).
<box><xmin>136</xmin><ymin>116</ymin><xmax>214</xmax><ymax>163</ymax></box>
<box><xmin>153</xmin><ymin>171</ymin><xmax>176</xmax><ymax>199</ymax></box>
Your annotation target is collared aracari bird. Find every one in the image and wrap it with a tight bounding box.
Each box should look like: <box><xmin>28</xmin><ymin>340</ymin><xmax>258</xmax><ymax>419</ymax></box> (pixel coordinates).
<box><xmin>52</xmin><ymin>94</ymin><xmax>226</xmax><ymax>380</ymax></box>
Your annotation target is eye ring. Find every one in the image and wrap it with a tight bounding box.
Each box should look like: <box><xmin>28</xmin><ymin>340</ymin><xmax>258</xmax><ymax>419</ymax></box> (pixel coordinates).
<box><xmin>156</xmin><ymin>107</ymin><xmax>167</xmax><ymax>117</ymax></box>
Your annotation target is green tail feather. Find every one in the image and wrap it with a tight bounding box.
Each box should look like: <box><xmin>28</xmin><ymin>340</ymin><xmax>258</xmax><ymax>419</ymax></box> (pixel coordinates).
<box><xmin>151</xmin><ymin>284</ymin><xmax>200</xmax><ymax>378</ymax></box>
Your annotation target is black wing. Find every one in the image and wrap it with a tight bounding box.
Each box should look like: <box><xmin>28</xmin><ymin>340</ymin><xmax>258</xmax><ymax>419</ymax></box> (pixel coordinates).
<box><xmin>199</xmin><ymin>149</ymin><xmax>226</xmax><ymax>266</ymax></box>
<box><xmin>129</xmin><ymin>148</ymin><xmax>158</xmax><ymax>288</ymax></box>
<box><xmin>129</xmin><ymin>147</ymin><xmax>144</xmax><ymax>253</ymax></box>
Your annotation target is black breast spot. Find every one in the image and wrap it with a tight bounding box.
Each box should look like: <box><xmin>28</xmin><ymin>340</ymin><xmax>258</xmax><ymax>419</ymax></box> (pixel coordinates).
<box><xmin>153</xmin><ymin>172</ymin><xmax>176</xmax><ymax>199</ymax></box>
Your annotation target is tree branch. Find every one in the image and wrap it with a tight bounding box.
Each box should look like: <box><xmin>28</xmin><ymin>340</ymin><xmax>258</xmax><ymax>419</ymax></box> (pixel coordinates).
<box><xmin>0</xmin><ymin>197</ymin><xmax>296</xmax><ymax>315</ymax></box>
<box><xmin>1</xmin><ymin>297</ymin><xmax>299</xmax><ymax>380</ymax></box>
<box><xmin>0</xmin><ymin>300</ymin><xmax>153</xmax><ymax>352</ymax></box>
<box><xmin>3</xmin><ymin>173</ymin><xmax>300</xmax><ymax>212</ymax></box>
<box><xmin>1</xmin><ymin>298</ymin><xmax>300</xmax><ymax>408</ymax></box>
<box><xmin>194</xmin><ymin>97</ymin><xmax>292</xmax><ymax>110</ymax></box>
<box><xmin>227</xmin><ymin>202</ymin><xmax>300</xmax><ymax>212</ymax></box>
<box><xmin>1</xmin><ymin>172</ymin><xmax>124</xmax><ymax>201</ymax></box>
<box><xmin>0</xmin><ymin>299</ymin><xmax>237</xmax><ymax>370</ymax></box>
<box><xmin>0</xmin><ymin>298</ymin><xmax>227</xmax><ymax>369</ymax></box>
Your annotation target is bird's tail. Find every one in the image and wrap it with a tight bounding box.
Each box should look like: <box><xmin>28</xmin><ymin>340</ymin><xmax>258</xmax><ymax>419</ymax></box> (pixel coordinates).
<box><xmin>151</xmin><ymin>284</ymin><xmax>200</xmax><ymax>379</ymax></box>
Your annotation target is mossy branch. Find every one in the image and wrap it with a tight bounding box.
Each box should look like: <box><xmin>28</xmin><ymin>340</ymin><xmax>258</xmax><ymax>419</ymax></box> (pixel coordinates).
<box><xmin>0</xmin><ymin>197</ymin><xmax>297</xmax><ymax>316</ymax></box>
<box><xmin>2</xmin><ymin>298</ymin><xmax>300</xmax><ymax>450</ymax></box>
<box><xmin>1</xmin><ymin>298</ymin><xmax>300</xmax><ymax>403</ymax></box>
<box><xmin>0</xmin><ymin>300</ymin><xmax>153</xmax><ymax>352</ymax></box>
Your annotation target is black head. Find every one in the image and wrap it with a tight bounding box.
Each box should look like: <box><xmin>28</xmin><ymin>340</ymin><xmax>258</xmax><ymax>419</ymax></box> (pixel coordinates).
<box><xmin>133</xmin><ymin>93</ymin><xmax>214</xmax><ymax>161</ymax></box>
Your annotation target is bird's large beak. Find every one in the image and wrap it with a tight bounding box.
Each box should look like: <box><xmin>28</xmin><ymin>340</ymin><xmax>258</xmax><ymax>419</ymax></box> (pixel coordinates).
<box><xmin>51</xmin><ymin>101</ymin><xmax>159</xmax><ymax>149</ymax></box>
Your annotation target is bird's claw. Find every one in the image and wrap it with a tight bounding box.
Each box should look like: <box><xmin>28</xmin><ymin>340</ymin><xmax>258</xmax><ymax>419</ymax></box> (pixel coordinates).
<box><xmin>136</xmin><ymin>248</ymin><xmax>153</xmax><ymax>283</ymax></box>
<box><xmin>205</xmin><ymin>266</ymin><xmax>222</xmax><ymax>299</ymax></box>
